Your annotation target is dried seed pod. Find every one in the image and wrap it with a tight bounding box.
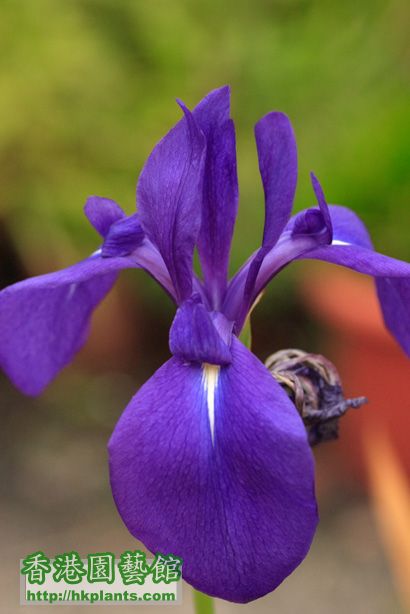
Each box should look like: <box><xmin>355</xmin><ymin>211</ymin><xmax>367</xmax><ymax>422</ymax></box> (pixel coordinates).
<box><xmin>265</xmin><ymin>349</ymin><xmax>367</xmax><ymax>446</ymax></box>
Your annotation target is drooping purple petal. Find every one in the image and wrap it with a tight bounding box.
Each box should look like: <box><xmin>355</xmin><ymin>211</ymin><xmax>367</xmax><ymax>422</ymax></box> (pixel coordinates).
<box><xmin>109</xmin><ymin>337</ymin><xmax>318</xmax><ymax>603</ymax></box>
<box><xmin>297</xmin><ymin>206</ymin><xmax>410</xmax><ymax>356</ymax></box>
<box><xmin>325</xmin><ymin>205</ymin><xmax>372</xmax><ymax>248</ymax></box>
<box><xmin>301</xmin><ymin>241</ymin><xmax>410</xmax><ymax>356</ymax></box>
<box><xmin>240</xmin><ymin>206</ymin><xmax>410</xmax><ymax>356</ymax></box>
<box><xmin>0</xmin><ymin>255</ymin><xmax>137</xmax><ymax>395</ymax></box>
<box><xmin>193</xmin><ymin>87</ymin><xmax>238</xmax><ymax>307</ymax></box>
<box><xmin>300</xmin><ymin>243</ymin><xmax>410</xmax><ymax>276</ymax></box>
<box><xmin>376</xmin><ymin>277</ymin><xmax>410</xmax><ymax>356</ymax></box>
<box><xmin>137</xmin><ymin>102</ymin><xmax>206</xmax><ymax>304</ymax></box>
<box><xmin>84</xmin><ymin>196</ymin><xmax>125</xmax><ymax>237</ymax></box>
<box><xmin>169</xmin><ymin>295</ymin><xmax>232</xmax><ymax>365</ymax></box>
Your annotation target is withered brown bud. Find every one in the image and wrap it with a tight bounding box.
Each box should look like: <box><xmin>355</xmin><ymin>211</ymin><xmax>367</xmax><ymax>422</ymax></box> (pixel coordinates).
<box><xmin>265</xmin><ymin>349</ymin><xmax>367</xmax><ymax>446</ymax></box>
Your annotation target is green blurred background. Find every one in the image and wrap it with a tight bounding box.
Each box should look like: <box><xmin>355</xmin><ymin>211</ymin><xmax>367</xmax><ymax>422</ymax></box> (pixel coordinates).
<box><xmin>1</xmin><ymin>1</ymin><xmax>409</xmax><ymax>612</ymax></box>
<box><xmin>1</xmin><ymin>0</ymin><xmax>409</xmax><ymax>265</ymax></box>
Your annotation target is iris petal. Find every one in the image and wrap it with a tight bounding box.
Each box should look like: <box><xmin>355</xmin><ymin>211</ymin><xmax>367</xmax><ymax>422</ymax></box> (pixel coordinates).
<box><xmin>230</xmin><ymin>113</ymin><xmax>298</xmax><ymax>329</ymax></box>
<box><xmin>309</xmin><ymin>173</ymin><xmax>333</xmax><ymax>241</ymax></box>
<box><xmin>169</xmin><ymin>296</ymin><xmax>232</xmax><ymax>365</ymax></box>
<box><xmin>0</xmin><ymin>240</ymin><xmax>176</xmax><ymax>395</ymax></box>
<box><xmin>84</xmin><ymin>196</ymin><xmax>125</xmax><ymax>237</ymax></box>
<box><xmin>109</xmin><ymin>337</ymin><xmax>318</xmax><ymax>603</ymax></box>
<box><xmin>376</xmin><ymin>277</ymin><xmax>410</xmax><ymax>356</ymax></box>
<box><xmin>101</xmin><ymin>213</ymin><xmax>145</xmax><ymax>258</ymax></box>
<box><xmin>194</xmin><ymin>87</ymin><xmax>238</xmax><ymax>307</ymax></box>
<box><xmin>299</xmin><ymin>206</ymin><xmax>410</xmax><ymax>356</ymax></box>
<box><xmin>290</xmin><ymin>175</ymin><xmax>332</xmax><ymax>242</ymax></box>
<box><xmin>0</xmin><ymin>255</ymin><xmax>136</xmax><ymax>395</ymax></box>
<box><xmin>326</xmin><ymin>204</ymin><xmax>372</xmax><ymax>248</ymax></box>
<box><xmin>255</xmin><ymin>112</ymin><xmax>298</xmax><ymax>248</ymax></box>
<box><xmin>137</xmin><ymin>102</ymin><xmax>206</xmax><ymax>303</ymax></box>
<box><xmin>223</xmin><ymin>171</ymin><xmax>408</xmax><ymax>356</ymax></box>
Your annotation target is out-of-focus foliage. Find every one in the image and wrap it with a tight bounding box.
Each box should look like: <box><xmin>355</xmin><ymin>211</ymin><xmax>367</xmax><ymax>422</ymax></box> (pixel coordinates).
<box><xmin>0</xmin><ymin>0</ymin><xmax>409</xmax><ymax>276</ymax></box>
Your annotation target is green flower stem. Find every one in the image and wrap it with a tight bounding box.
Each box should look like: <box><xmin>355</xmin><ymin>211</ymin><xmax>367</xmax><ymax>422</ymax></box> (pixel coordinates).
<box><xmin>193</xmin><ymin>589</ymin><xmax>214</xmax><ymax>614</ymax></box>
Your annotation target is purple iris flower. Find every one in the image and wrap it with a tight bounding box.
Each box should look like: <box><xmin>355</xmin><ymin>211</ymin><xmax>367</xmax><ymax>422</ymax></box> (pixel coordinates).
<box><xmin>1</xmin><ymin>86</ymin><xmax>409</xmax><ymax>603</ymax></box>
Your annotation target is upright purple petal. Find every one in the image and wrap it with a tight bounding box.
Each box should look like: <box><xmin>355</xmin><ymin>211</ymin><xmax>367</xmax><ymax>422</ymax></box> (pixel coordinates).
<box><xmin>193</xmin><ymin>87</ymin><xmax>238</xmax><ymax>307</ymax></box>
<box><xmin>0</xmin><ymin>255</ymin><xmax>137</xmax><ymax>395</ymax></box>
<box><xmin>193</xmin><ymin>86</ymin><xmax>231</xmax><ymax>130</ymax></box>
<box><xmin>137</xmin><ymin>103</ymin><xmax>206</xmax><ymax>303</ymax></box>
<box><xmin>109</xmin><ymin>337</ymin><xmax>318</xmax><ymax>603</ymax></box>
<box><xmin>232</xmin><ymin>113</ymin><xmax>298</xmax><ymax>328</ymax></box>
<box><xmin>256</xmin><ymin>112</ymin><xmax>298</xmax><ymax>248</ymax></box>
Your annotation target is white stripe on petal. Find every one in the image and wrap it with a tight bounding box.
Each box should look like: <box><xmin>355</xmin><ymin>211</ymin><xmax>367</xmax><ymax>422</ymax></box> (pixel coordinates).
<box><xmin>202</xmin><ymin>364</ymin><xmax>220</xmax><ymax>444</ymax></box>
<box><xmin>331</xmin><ymin>239</ymin><xmax>351</xmax><ymax>246</ymax></box>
